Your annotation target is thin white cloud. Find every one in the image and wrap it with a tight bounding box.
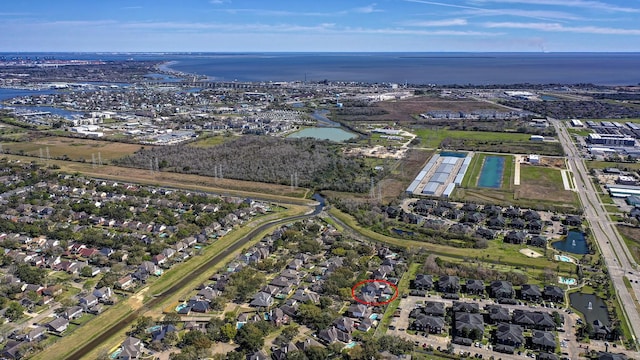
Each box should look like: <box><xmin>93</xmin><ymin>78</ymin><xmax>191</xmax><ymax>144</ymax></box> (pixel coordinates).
<box><xmin>121</xmin><ymin>6</ymin><xmax>142</xmax><ymax>10</ymax></box>
<box><xmin>459</xmin><ymin>8</ymin><xmax>582</xmax><ymax>21</ymax></box>
<box><xmin>484</xmin><ymin>21</ymin><xmax>640</xmax><ymax>34</ymax></box>
<box><xmin>354</xmin><ymin>3</ymin><xmax>383</xmax><ymax>13</ymax></box>
<box><xmin>403</xmin><ymin>18</ymin><xmax>468</xmax><ymax>26</ymax></box>
<box><xmin>405</xmin><ymin>0</ymin><xmax>578</xmax><ymax>21</ymax></box>
<box><xmin>475</xmin><ymin>0</ymin><xmax>640</xmax><ymax>13</ymax></box>
<box><xmin>209</xmin><ymin>0</ymin><xmax>228</xmax><ymax>4</ymax></box>
<box><xmin>217</xmin><ymin>8</ymin><xmax>341</xmax><ymax>17</ymax></box>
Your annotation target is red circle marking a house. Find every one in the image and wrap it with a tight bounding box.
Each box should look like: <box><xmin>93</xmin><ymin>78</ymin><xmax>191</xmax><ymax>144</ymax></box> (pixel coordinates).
<box><xmin>351</xmin><ymin>279</ymin><xmax>398</xmax><ymax>306</ymax></box>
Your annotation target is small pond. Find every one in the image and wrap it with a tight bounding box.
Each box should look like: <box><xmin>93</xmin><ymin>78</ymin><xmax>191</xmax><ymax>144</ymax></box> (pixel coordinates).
<box><xmin>552</xmin><ymin>230</ymin><xmax>588</xmax><ymax>255</ymax></box>
<box><xmin>569</xmin><ymin>292</ymin><xmax>610</xmax><ymax>326</ymax></box>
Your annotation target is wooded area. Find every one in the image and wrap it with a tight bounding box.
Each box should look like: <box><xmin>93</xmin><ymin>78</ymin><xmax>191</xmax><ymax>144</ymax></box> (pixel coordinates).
<box><xmin>114</xmin><ymin>136</ymin><xmax>378</xmax><ymax>192</ymax></box>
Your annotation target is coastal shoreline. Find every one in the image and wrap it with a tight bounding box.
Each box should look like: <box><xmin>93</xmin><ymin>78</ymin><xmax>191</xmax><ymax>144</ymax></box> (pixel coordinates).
<box><xmin>155</xmin><ymin>61</ymin><xmax>212</xmax><ymax>81</ymax></box>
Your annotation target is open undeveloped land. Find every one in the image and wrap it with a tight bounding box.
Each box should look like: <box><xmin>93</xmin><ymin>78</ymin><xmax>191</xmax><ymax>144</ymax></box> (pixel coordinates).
<box><xmin>1</xmin><ymin>135</ymin><xmax>148</xmax><ymax>162</ymax></box>
<box><xmin>333</xmin><ymin>95</ymin><xmax>504</xmax><ymax>124</ymax></box>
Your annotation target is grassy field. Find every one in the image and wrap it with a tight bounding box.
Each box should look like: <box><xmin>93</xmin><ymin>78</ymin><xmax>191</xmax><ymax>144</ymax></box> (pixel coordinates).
<box><xmin>329</xmin><ymin>208</ymin><xmax>576</xmax><ymax>277</ymax></box>
<box><xmin>375</xmin><ymin>262</ymin><xmax>420</xmax><ymax>337</ymax></box>
<box><xmin>414</xmin><ymin>129</ymin><xmax>531</xmax><ymax>149</ymax></box>
<box><xmin>461</xmin><ymin>153</ymin><xmax>484</xmax><ymax>188</ymax></box>
<box><xmin>455</xmin><ymin>159</ymin><xmax>578</xmax><ymax>211</ymax></box>
<box><xmin>566</xmin><ymin>128</ymin><xmax>592</xmax><ymax>137</ymax></box>
<box><xmin>586</xmin><ymin>160</ymin><xmax>640</xmax><ymax>171</ymax></box>
<box><xmin>516</xmin><ymin>165</ymin><xmax>579</xmax><ymax>207</ymax></box>
<box><xmin>189</xmin><ymin>134</ymin><xmax>237</xmax><ymax>148</ymax></box>
<box><xmin>618</xmin><ymin>225</ymin><xmax>640</xmax><ymax>264</ymax></box>
<box><xmin>1</xmin><ymin>136</ymin><xmax>147</xmax><ymax>162</ymax></box>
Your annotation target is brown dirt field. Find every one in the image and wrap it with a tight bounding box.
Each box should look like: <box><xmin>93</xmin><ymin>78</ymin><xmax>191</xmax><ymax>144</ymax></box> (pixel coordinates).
<box><xmin>1</xmin><ymin>135</ymin><xmax>147</xmax><ymax>161</ymax></box>
<box><xmin>515</xmin><ymin>182</ymin><xmax>576</xmax><ymax>205</ymax></box>
<box><xmin>353</xmin><ymin>96</ymin><xmax>504</xmax><ymax>123</ymax></box>
<box><xmin>540</xmin><ymin>157</ymin><xmax>566</xmax><ymax>169</ymax></box>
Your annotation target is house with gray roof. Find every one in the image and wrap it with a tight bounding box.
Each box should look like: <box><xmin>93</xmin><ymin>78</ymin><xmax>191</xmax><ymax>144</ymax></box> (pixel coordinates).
<box><xmin>532</xmin><ymin>330</ymin><xmax>556</xmax><ymax>351</ymax></box>
<box><xmin>490</xmin><ymin>280</ymin><xmax>514</xmax><ymax>299</ymax></box>
<box><xmin>519</xmin><ymin>284</ymin><xmax>542</xmax><ymax>302</ymax></box>
<box><xmin>454</xmin><ymin>312</ymin><xmax>484</xmax><ymax>340</ymax></box>
<box><xmin>495</xmin><ymin>323</ymin><xmax>524</xmax><ymax>349</ymax></box>
<box><xmin>487</xmin><ymin>305</ymin><xmax>511</xmax><ymax>324</ymax></box>
<box><xmin>413</xmin><ymin>274</ymin><xmax>433</xmax><ymax>290</ymax></box>
<box><xmin>543</xmin><ymin>285</ymin><xmax>564</xmax><ymax>302</ymax></box>
<box><xmin>46</xmin><ymin>317</ymin><xmax>69</xmax><ymax>334</ymax></box>
<box><xmin>438</xmin><ymin>275</ymin><xmax>460</xmax><ymax>293</ymax></box>
<box><xmin>411</xmin><ymin>314</ymin><xmax>445</xmax><ymax>333</ymax></box>
<box><xmin>464</xmin><ymin>279</ymin><xmax>484</xmax><ymax>295</ymax></box>
<box><xmin>250</xmin><ymin>292</ymin><xmax>273</xmax><ymax>308</ymax></box>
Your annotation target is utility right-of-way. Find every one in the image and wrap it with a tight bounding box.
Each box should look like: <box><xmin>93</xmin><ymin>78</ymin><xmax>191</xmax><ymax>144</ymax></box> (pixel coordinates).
<box><xmin>553</xmin><ymin>118</ymin><xmax>640</xmax><ymax>349</ymax></box>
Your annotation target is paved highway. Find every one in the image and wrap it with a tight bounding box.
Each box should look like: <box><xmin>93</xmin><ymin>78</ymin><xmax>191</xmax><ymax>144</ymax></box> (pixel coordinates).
<box><xmin>552</xmin><ymin>119</ymin><xmax>640</xmax><ymax>349</ymax></box>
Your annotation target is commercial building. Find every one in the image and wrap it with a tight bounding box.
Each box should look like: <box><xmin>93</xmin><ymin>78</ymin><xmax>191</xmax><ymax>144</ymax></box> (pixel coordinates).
<box><xmin>587</xmin><ymin>133</ymin><xmax>635</xmax><ymax>147</ymax></box>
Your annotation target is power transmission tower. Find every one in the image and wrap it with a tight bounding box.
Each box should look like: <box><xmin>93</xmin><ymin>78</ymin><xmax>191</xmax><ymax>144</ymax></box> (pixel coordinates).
<box><xmin>46</xmin><ymin>147</ymin><xmax>50</xmax><ymax>161</ymax></box>
<box><xmin>370</xmin><ymin>177</ymin><xmax>375</xmax><ymax>200</ymax></box>
<box><xmin>92</xmin><ymin>153</ymin><xmax>96</xmax><ymax>168</ymax></box>
<box><xmin>219</xmin><ymin>164</ymin><xmax>223</xmax><ymax>179</ymax></box>
<box><xmin>98</xmin><ymin>152</ymin><xmax>103</xmax><ymax>166</ymax></box>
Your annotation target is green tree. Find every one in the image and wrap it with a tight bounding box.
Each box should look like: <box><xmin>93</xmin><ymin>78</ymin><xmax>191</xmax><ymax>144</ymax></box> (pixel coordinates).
<box><xmin>219</xmin><ymin>323</ymin><xmax>237</xmax><ymax>342</ymax></box>
<box><xmin>305</xmin><ymin>346</ymin><xmax>329</xmax><ymax>360</ymax></box>
<box><xmin>5</xmin><ymin>302</ymin><xmax>24</xmax><ymax>321</ymax></box>
<box><xmin>235</xmin><ymin>323</ymin><xmax>265</xmax><ymax>352</ymax></box>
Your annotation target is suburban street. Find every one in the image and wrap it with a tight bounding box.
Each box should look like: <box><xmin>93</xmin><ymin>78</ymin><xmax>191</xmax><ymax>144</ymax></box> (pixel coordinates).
<box><xmin>552</xmin><ymin>119</ymin><xmax>640</xmax><ymax>349</ymax></box>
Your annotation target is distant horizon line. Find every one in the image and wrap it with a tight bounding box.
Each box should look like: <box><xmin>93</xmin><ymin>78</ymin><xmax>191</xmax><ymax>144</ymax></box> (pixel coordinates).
<box><xmin>1</xmin><ymin>51</ymin><xmax>640</xmax><ymax>54</ymax></box>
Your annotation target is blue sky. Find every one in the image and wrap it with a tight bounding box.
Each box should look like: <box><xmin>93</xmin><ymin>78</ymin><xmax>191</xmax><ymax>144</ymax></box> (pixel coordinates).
<box><xmin>1</xmin><ymin>0</ymin><xmax>639</xmax><ymax>52</ymax></box>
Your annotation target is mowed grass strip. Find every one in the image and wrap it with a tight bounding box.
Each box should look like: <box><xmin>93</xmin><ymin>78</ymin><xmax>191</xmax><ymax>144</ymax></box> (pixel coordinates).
<box><xmin>328</xmin><ymin>208</ymin><xmax>575</xmax><ymax>274</ymax></box>
<box><xmin>461</xmin><ymin>153</ymin><xmax>485</xmax><ymax>188</ymax></box>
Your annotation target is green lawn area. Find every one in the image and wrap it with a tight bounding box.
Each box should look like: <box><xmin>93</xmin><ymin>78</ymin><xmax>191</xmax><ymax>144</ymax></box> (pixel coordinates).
<box><xmin>414</xmin><ymin>129</ymin><xmax>530</xmax><ymax>149</ymax></box>
<box><xmin>375</xmin><ymin>263</ymin><xmax>420</xmax><ymax>337</ymax></box>
<box><xmin>188</xmin><ymin>134</ymin><xmax>236</xmax><ymax>148</ymax></box>
<box><xmin>586</xmin><ymin>161</ymin><xmax>640</xmax><ymax>171</ymax></box>
<box><xmin>461</xmin><ymin>153</ymin><xmax>484</xmax><ymax>188</ymax></box>
<box><xmin>329</xmin><ymin>208</ymin><xmax>576</xmax><ymax>277</ymax></box>
<box><xmin>566</xmin><ymin>128</ymin><xmax>592</xmax><ymax>137</ymax></box>
<box><xmin>618</xmin><ymin>225</ymin><xmax>640</xmax><ymax>264</ymax></box>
